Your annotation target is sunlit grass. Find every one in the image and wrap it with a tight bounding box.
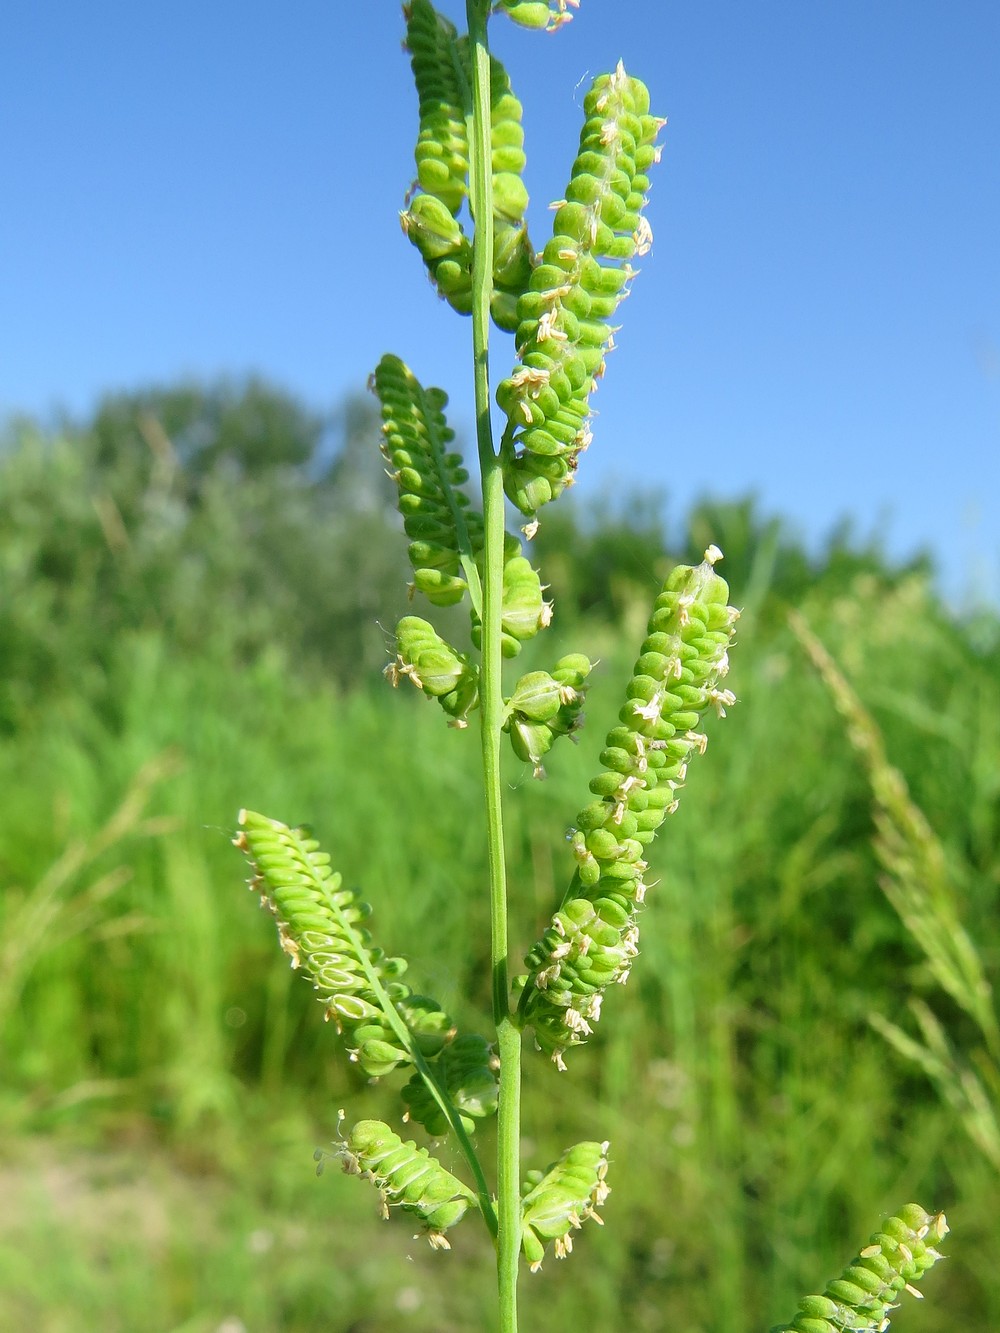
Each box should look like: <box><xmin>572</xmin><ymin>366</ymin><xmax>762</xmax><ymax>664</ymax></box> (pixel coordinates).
<box><xmin>1</xmin><ymin>567</ymin><xmax>997</xmax><ymax>1329</ymax></box>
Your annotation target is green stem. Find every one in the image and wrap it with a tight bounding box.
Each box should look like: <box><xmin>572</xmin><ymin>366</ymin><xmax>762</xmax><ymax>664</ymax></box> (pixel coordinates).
<box><xmin>495</xmin><ymin>1013</ymin><xmax>522</xmax><ymax>1332</ymax></box>
<box><xmin>323</xmin><ymin>863</ymin><xmax>497</xmax><ymax>1235</ymax></box>
<box><xmin>465</xmin><ymin>2</ymin><xmax>522</xmax><ymax>1329</ymax></box>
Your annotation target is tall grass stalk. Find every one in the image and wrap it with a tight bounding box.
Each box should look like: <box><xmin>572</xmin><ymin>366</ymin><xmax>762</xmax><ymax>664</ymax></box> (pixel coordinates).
<box><xmin>223</xmin><ymin>5</ymin><xmax>955</xmax><ymax>1330</ymax></box>
<box><xmin>0</xmin><ymin>753</ymin><xmax>175</xmax><ymax>1048</ymax></box>
<box><xmin>792</xmin><ymin>610</ymin><xmax>1000</xmax><ymax>1175</ymax></box>
<box><xmin>462</xmin><ymin>9</ymin><xmax>522</xmax><ymax>1318</ymax></box>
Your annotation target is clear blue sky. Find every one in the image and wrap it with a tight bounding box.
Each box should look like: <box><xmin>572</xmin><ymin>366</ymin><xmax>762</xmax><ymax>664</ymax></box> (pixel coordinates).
<box><xmin>3</xmin><ymin>1</ymin><xmax>998</xmax><ymax>605</ymax></box>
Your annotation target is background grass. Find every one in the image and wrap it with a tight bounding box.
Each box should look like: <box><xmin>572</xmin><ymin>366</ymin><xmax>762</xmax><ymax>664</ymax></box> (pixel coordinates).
<box><xmin>1</xmin><ymin>388</ymin><xmax>997</xmax><ymax>1330</ymax></box>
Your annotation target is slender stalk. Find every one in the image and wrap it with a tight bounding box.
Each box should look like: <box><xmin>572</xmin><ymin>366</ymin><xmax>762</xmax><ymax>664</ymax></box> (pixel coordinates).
<box><xmin>330</xmin><ymin>876</ymin><xmax>497</xmax><ymax>1234</ymax></box>
<box><xmin>465</xmin><ymin>2</ymin><xmax>522</xmax><ymax>1328</ymax></box>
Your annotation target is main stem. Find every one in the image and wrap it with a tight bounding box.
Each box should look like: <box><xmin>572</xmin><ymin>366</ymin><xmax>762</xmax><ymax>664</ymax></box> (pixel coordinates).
<box><xmin>465</xmin><ymin>3</ymin><xmax>522</xmax><ymax>1330</ymax></box>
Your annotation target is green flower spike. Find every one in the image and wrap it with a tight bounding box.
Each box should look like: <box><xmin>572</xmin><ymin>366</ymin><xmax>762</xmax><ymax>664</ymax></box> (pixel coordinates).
<box><xmin>496</xmin><ymin>62</ymin><xmax>665</xmax><ymax>515</ymax></box>
<box><xmin>333</xmin><ymin>1117</ymin><xmax>478</xmax><ymax>1250</ymax></box>
<box><xmin>405</xmin><ymin>0</ymin><xmax>469</xmax><ymax>214</ymax></box>
<box><xmin>401</xmin><ymin>1</ymin><xmax>535</xmax><ymax>331</ymax></box>
<box><xmin>386</xmin><ymin>615</ymin><xmax>480</xmax><ymax>726</ymax></box>
<box><xmin>520</xmin><ymin>1140</ymin><xmax>610</xmax><ymax>1271</ymax></box>
<box><xmin>517</xmin><ymin>548</ymin><xmax>738</xmax><ymax>1066</ymax></box>
<box><xmin>497</xmin><ymin>0</ymin><xmax>580</xmax><ymax>32</ymax></box>
<box><xmin>234</xmin><ymin>811</ymin><xmax>454</xmax><ymax>1078</ymax></box>
<box><xmin>373</xmin><ymin>353</ymin><xmax>484</xmax><ymax>612</ymax></box>
<box><xmin>772</xmin><ymin>1205</ymin><xmax>948</xmax><ymax>1332</ymax></box>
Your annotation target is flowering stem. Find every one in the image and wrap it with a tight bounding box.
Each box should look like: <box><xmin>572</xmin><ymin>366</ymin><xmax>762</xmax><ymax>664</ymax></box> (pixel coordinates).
<box><xmin>465</xmin><ymin>1</ymin><xmax>522</xmax><ymax>1327</ymax></box>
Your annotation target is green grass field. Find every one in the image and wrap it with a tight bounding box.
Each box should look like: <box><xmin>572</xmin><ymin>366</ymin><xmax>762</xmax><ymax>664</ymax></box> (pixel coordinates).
<box><xmin>1</xmin><ymin>403</ymin><xmax>997</xmax><ymax>1330</ymax></box>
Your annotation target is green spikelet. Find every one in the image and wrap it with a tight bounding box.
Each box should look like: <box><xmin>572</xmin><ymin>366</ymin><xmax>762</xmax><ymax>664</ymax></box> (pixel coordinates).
<box><xmin>489</xmin><ymin>221</ymin><xmax>534</xmax><ymax>332</ymax></box>
<box><xmin>504</xmin><ymin>654</ymin><xmax>593</xmax><ymax>775</ymax></box>
<box><xmin>402</xmin><ymin>1033</ymin><xmax>500</xmax><ymax>1136</ymax></box>
<box><xmin>497</xmin><ymin>0</ymin><xmax>580</xmax><ymax>31</ymax></box>
<box><xmin>771</xmin><ymin>1205</ymin><xmax>948</xmax><ymax>1332</ymax></box>
<box><xmin>520</xmin><ymin>1140</ymin><xmax>610</xmax><ymax>1271</ymax></box>
<box><xmin>501</xmin><ymin>555</ymin><xmax>549</xmax><ymax>641</ymax></box>
<box><xmin>518</xmin><ymin>548</ymin><xmax>738</xmax><ymax>1066</ymax></box>
<box><xmin>334</xmin><ymin>1118</ymin><xmax>478</xmax><ymax>1250</ymax></box>
<box><xmin>470</xmin><ymin>545</ymin><xmax>552</xmax><ymax>659</ymax></box>
<box><xmin>400</xmin><ymin>194</ymin><xmax>476</xmax><ymax>315</ymax></box>
<box><xmin>235</xmin><ymin>811</ymin><xmax>458</xmax><ymax>1078</ymax></box>
<box><xmin>496</xmin><ymin>62</ymin><xmax>664</xmax><ymax>515</ymax></box>
<box><xmin>373</xmin><ymin>354</ymin><xmax>484</xmax><ymax>610</ymax></box>
<box><xmin>388</xmin><ymin>615</ymin><xmax>480</xmax><ymax>725</ymax></box>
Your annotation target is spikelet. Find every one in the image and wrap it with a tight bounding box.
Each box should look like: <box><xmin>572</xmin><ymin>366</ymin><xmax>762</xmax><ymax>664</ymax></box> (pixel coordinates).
<box><xmin>496</xmin><ymin>63</ymin><xmax>664</xmax><ymax>515</ymax></box>
<box><xmin>504</xmin><ymin>653</ymin><xmax>592</xmax><ymax>775</ymax></box>
<box><xmin>771</xmin><ymin>1205</ymin><xmax>948</xmax><ymax>1332</ymax></box>
<box><xmin>520</xmin><ymin>1140</ymin><xmax>610</xmax><ymax>1271</ymax></box>
<box><xmin>496</xmin><ymin>0</ymin><xmax>580</xmax><ymax>31</ymax></box>
<box><xmin>387</xmin><ymin>616</ymin><xmax>480</xmax><ymax>725</ymax></box>
<box><xmin>333</xmin><ymin>1118</ymin><xmax>477</xmax><ymax>1250</ymax></box>
<box><xmin>235</xmin><ymin>811</ymin><xmax>453</xmax><ymax>1077</ymax></box>
<box><xmin>373</xmin><ymin>354</ymin><xmax>483</xmax><ymax>608</ymax></box>
<box><xmin>500</xmin><ymin>555</ymin><xmax>549</xmax><ymax>640</ymax></box>
<box><xmin>471</xmin><ymin>550</ymin><xmax>552</xmax><ymax>660</ymax></box>
<box><xmin>518</xmin><ymin>548</ymin><xmax>738</xmax><ymax>1066</ymax></box>
<box><xmin>401</xmin><ymin>195</ymin><xmax>477</xmax><ymax>316</ymax></box>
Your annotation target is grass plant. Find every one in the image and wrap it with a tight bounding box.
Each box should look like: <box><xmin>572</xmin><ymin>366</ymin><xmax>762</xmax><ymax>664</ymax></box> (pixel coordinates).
<box><xmin>792</xmin><ymin>611</ymin><xmax>1000</xmax><ymax>1176</ymax></box>
<box><xmin>5</xmin><ymin>8</ymin><xmax>999</xmax><ymax>1333</ymax></box>
<box><xmin>225</xmin><ymin>4</ymin><xmax>953</xmax><ymax>1329</ymax></box>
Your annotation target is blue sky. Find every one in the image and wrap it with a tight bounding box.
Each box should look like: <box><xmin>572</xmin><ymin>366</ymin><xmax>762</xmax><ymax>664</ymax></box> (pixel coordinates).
<box><xmin>3</xmin><ymin>1</ymin><xmax>998</xmax><ymax>605</ymax></box>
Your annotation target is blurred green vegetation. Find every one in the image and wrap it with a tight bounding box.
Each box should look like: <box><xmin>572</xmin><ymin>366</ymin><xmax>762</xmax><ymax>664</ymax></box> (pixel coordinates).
<box><xmin>1</xmin><ymin>382</ymin><xmax>997</xmax><ymax>1331</ymax></box>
